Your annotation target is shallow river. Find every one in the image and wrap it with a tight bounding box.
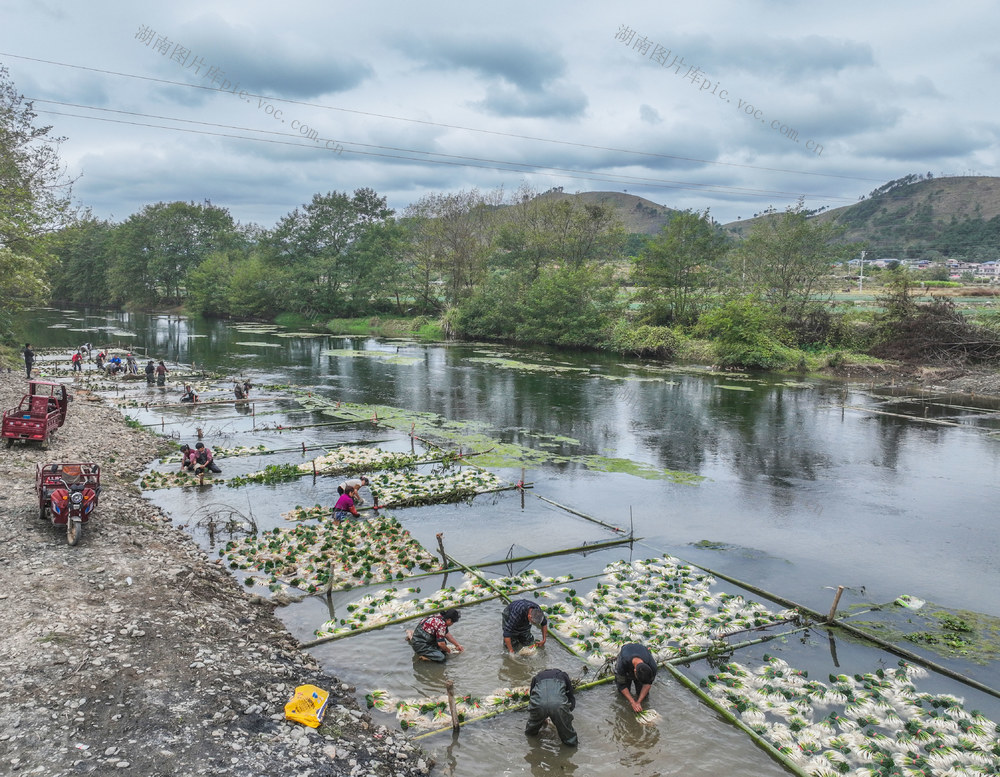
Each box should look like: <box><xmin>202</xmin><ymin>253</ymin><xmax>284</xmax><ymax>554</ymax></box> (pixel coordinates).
<box><xmin>23</xmin><ymin>309</ymin><xmax>1000</xmax><ymax>776</ymax></box>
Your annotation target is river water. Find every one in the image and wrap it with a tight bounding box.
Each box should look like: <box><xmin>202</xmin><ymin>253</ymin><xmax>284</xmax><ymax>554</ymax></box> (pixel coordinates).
<box><xmin>22</xmin><ymin>308</ymin><xmax>1000</xmax><ymax>776</ymax></box>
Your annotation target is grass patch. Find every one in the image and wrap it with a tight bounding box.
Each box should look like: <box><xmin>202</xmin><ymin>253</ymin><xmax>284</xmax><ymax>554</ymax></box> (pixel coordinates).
<box><xmin>273</xmin><ymin>312</ymin><xmax>326</xmax><ymax>330</ymax></box>
<box><xmin>323</xmin><ymin>316</ymin><xmax>447</xmax><ymax>340</ymax></box>
<box><xmin>850</xmin><ymin>602</ymin><xmax>1000</xmax><ymax>664</ymax></box>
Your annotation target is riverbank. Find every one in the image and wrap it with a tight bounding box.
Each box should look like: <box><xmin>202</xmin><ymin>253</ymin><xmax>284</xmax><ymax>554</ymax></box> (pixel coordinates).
<box><xmin>0</xmin><ymin>370</ymin><xmax>431</xmax><ymax>776</ymax></box>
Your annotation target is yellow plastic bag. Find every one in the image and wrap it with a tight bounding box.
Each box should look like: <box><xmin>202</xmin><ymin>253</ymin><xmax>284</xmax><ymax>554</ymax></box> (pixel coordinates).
<box><xmin>284</xmin><ymin>684</ymin><xmax>330</xmax><ymax>728</ymax></box>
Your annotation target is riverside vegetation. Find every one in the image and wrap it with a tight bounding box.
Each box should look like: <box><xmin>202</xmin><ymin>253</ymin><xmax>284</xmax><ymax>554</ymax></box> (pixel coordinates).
<box><xmin>37</xmin><ymin>185</ymin><xmax>1000</xmax><ymax>377</ymax></box>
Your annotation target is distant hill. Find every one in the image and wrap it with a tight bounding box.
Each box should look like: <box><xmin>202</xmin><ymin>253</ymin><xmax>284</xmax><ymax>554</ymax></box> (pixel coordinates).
<box><xmin>723</xmin><ymin>176</ymin><xmax>1000</xmax><ymax>258</ymax></box>
<box><xmin>533</xmin><ymin>188</ymin><xmax>676</xmax><ymax>235</ymax></box>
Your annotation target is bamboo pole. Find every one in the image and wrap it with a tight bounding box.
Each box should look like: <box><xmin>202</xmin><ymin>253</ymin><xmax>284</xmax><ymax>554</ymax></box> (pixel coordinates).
<box><xmin>254</xmin><ymin>418</ymin><xmax>379</xmax><ymax>433</ymax></box>
<box><xmin>838</xmin><ymin>405</ymin><xmax>962</xmax><ymax>426</ymax></box>
<box><xmin>475</xmin><ymin>536</ymin><xmax>638</xmax><ymax>568</ymax></box>
<box><xmin>441</xmin><ymin>550</ymin><xmax>579</xmax><ymax>655</ymax></box>
<box><xmin>445</xmin><ymin>681</ymin><xmax>460</xmax><ymax>732</ymax></box>
<box><xmin>825</xmin><ymin>620</ymin><xmax>1000</xmax><ymax>701</ymax></box>
<box><xmin>435</xmin><ymin>533</ymin><xmax>448</xmax><ymax>570</ymax></box>
<box><xmin>312</xmin><ymin>538</ymin><xmax>637</xmax><ymax>598</ymax></box>
<box><xmin>659</xmin><ymin>662</ymin><xmax>814</xmax><ymax>777</ymax></box>
<box><xmin>130</xmin><ymin>396</ymin><xmax>284</xmax><ymax>410</ymax></box>
<box><xmin>531</xmin><ymin>493</ymin><xmax>626</xmax><ymax>534</ymax></box>
<box><xmin>358</xmin><ymin>483</ymin><xmax>531</xmax><ymax>513</ymax></box>
<box><xmin>683</xmin><ymin>558</ymin><xmax>1000</xmax><ymax>700</ymax></box>
<box><xmin>826</xmin><ymin>585</ymin><xmax>845</xmax><ymax>623</ymax></box>
<box><xmin>298</xmin><ymin>572</ymin><xmax>609</xmax><ymax>649</ymax></box>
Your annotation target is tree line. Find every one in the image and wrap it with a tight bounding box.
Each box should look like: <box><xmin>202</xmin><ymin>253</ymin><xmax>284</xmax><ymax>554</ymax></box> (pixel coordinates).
<box><xmin>43</xmin><ymin>182</ymin><xmax>866</xmax><ymax>366</ymax></box>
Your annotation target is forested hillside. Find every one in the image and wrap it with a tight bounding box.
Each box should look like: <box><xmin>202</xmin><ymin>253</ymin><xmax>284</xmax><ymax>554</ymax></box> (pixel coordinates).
<box><xmin>726</xmin><ymin>175</ymin><xmax>1000</xmax><ymax>260</ymax></box>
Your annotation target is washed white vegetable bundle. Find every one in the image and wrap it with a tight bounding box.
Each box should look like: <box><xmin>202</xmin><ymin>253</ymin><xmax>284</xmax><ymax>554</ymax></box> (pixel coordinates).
<box><xmin>139</xmin><ymin>469</ymin><xmax>222</xmax><ymax>489</ymax></box>
<box><xmin>545</xmin><ymin>557</ymin><xmax>796</xmax><ymax>666</ymax></box>
<box><xmin>701</xmin><ymin>656</ymin><xmax>1000</xmax><ymax>777</ymax></box>
<box><xmin>365</xmin><ymin>686</ymin><xmax>531</xmax><ymax>730</ymax></box>
<box><xmin>161</xmin><ymin>444</ymin><xmax>269</xmax><ymax>463</ymax></box>
<box><xmin>368</xmin><ymin>468</ymin><xmax>506</xmax><ymax>508</ymax></box>
<box><xmin>314</xmin><ymin>569</ymin><xmax>574</xmax><ymax>637</ymax></box>
<box><xmin>220</xmin><ymin>513</ymin><xmax>437</xmax><ymax>593</ymax></box>
<box><xmin>298</xmin><ymin>446</ymin><xmax>420</xmax><ymax>475</ymax></box>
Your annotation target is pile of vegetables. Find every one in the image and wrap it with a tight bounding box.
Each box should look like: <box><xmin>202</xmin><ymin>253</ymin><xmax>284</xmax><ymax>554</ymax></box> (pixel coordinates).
<box><xmin>220</xmin><ymin>513</ymin><xmax>438</xmax><ymax>593</ymax></box>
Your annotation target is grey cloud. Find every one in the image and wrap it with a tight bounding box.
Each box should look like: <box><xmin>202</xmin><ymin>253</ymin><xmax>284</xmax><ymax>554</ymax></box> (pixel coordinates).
<box><xmin>474</xmin><ymin>83</ymin><xmax>587</xmax><ymax>119</ymax></box>
<box><xmin>639</xmin><ymin>104</ymin><xmax>662</xmax><ymax>124</ymax></box>
<box><xmin>859</xmin><ymin>122</ymin><xmax>999</xmax><ymax>162</ymax></box>
<box><xmin>398</xmin><ymin>36</ymin><xmax>567</xmax><ymax>91</ymax></box>
<box><xmin>654</xmin><ymin>32</ymin><xmax>875</xmax><ymax>81</ymax></box>
<box><xmin>173</xmin><ymin>15</ymin><xmax>372</xmax><ymax>99</ymax></box>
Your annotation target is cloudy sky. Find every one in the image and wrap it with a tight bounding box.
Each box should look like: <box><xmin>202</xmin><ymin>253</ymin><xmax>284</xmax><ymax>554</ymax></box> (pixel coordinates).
<box><xmin>2</xmin><ymin>0</ymin><xmax>997</xmax><ymax>229</ymax></box>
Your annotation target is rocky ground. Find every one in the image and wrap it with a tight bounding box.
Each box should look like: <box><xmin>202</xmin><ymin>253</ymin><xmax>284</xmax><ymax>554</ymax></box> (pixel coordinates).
<box><xmin>0</xmin><ymin>369</ymin><xmax>432</xmax><ymax>777</ymax></box>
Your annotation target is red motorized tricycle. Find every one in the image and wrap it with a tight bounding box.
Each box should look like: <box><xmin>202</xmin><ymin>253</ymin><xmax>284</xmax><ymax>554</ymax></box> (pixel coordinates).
<box><xmin>3</xmin><ymin>380</ymin><xmax>69</xmax><ymax>447</ymax></box>
<box><xmin>36</xmin><ymin>463</ymin><xmax>101</xmax><ymax>546</ymax></box>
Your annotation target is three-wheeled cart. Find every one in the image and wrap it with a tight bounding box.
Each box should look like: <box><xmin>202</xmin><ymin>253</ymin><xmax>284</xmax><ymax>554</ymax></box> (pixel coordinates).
<box><xmin>36</xmin><ymin>462</ymin><xmax>101</xmax><ymax>546</ymax></box>
<box><xmin>2</xmin><ymin>381</ymin><xmax>68</xmax><ymax>447</ymax></box>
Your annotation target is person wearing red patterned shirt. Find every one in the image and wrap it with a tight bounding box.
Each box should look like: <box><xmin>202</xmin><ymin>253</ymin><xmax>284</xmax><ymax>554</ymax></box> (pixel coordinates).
<box><xmin>406</xmin><ymin>609</ymin><xmax>463</xmax><ymax>662</ymax></box>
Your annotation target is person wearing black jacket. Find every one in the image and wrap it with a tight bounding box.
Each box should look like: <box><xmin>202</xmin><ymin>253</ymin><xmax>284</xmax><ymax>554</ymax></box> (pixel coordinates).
<box><xmin>22</xmin><ymin>344</ymin><xmax>34</xmax><ymax>379</ymax></box>
<box><xmin>614</xmin><ymin>643</ymin><xmax>657</xmax><ymax>712</ymax></box>
<box><xmin>525</xmin><ymin>668</ymin><xmax>577</xmax><ymax>746</ymax></box>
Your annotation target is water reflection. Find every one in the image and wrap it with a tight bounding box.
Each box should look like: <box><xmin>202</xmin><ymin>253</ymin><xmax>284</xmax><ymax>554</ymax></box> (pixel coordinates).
<box><xmin>22</xmin><ymin>309</ymin><xmax>1000</xmax><ymax>624</ymax></box>
<box><xmin>609</xmin><ymin>692</ymin><xmax>661</xmax><ymax>763</ymax></box>
<box><xmin>522</xmin><ymin>738</ymin><xmax>580</xmax><ymax>775</ymax></box>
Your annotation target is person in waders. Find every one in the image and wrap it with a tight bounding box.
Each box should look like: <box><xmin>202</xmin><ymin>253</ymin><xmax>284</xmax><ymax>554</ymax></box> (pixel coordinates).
<box><xmin>405</xmin><ymin>609</ymin><xmax>463</xmax><ymax>662</ymax></box>
<box><xmin>613</xmin><ymin>643</ymin><xmax>657</xmax><ymax>712</ymax></box>
<box><xmin>193</xmin><ymin>442</ymin><xmax>221</xmax><ymax>474</ymax></box>
<box><xmin>525</xmin><ymin>668</ymin><xmax>578</xmax><ymax>746</ymax></box>
<box><xmin>502</xmin><ymin>599</ymin><xmax>548</xmax><ymax>654</ymax></box>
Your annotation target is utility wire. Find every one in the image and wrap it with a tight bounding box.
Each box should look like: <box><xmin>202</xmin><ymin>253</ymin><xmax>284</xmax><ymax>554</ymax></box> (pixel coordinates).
<box><xmin>2</xmin><ymin>50</ymin><xmax>884</xmax><ymax>184</ymax></box>
<box><xmin>31</xmin><ymin>98</ymin><xmax>858</xmax><ymax>202</ymax></box>
<box><xmin>37</xmin><ymin>106</ymin><xmax>860</xmax><ymax>203</ymax></box>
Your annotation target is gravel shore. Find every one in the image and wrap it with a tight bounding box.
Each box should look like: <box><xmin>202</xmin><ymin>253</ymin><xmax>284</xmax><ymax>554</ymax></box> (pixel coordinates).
<box><xmin>0</xmin><ymin>369</ymin><xmax>431</xmax><ymax>777</ymax></box>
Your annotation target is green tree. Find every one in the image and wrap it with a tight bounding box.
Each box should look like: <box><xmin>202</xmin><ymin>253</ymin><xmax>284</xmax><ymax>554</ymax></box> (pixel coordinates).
<box><xmin>696</xmin><ymin>296</ymin><xmax>792</xmax><ymax>370</ymax></box>
<box><xmin>735</xmin><ymin>203</ymin><xmax>856</xmax><ymax>322</ymax></box>
<box><xmin>404</xmin><ymin>189</ymin><xmax>502</xmax><ymax>307</ymax></box>
<box><xmin>516</xmin><ymin>266</ymin><xmax>617</xmax><ymax>347</ymax></box>
<box><xmin>106</xmin><ymin>201</ymin><xmax>241</xmax><ymax>305</ymax></box>
<box><xmin>449</xmin><ymin>270</ymin><xmax>526</xmax><ymax>341</ymax></box>
<box><xmin>0</xmin><ymin>67</ymin><xmax>76</xmax><ymax>340</ymax></box>
<box><xmin>186</xmin><ymin>251</ymin><xmax>237</xmax><ymax>317</ymax></box>
<box><xmin>225</xmin><ymin>254</ymin><xmax>283</xmax><ymax>318</ymax></box>
<box><xmin>46</xmin><ymin>215</ymin><xmax>114</xmax><ymax>305</ymax></box>
<box><xmin>494</xmin><ymin>187</ymin><xmax>626</xmax><ymax>281</ymax></box>
<box><xmin>632</xmin><ymin>210</ymin><xmax>728</xmax><ymax>326</ymax></box>
<box><xmin>345</xmin><ymin>220</ymin><xmax>411</xmax><ymax>313</ymax></box>
<box><xmin>268</xmin><ymin>188</ymin><xmax>394</xmax><ymax>314</ymax></box>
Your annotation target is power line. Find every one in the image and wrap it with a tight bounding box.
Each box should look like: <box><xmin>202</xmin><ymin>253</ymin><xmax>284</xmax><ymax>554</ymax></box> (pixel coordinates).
<box><xmin>30</xmin><ymin>98</ymin><xmax>859</xmax><ymax>203</ymax></box>
<box><xmin>2</xmin><ymin>50</ymin><xmax>884</xmax><ymax>185</ymax></box>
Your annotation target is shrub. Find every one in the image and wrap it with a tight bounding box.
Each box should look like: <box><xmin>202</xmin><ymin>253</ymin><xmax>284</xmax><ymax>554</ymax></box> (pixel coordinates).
<box><xmin>696</xmin><ymin>297</ymin><xmax>793</xmax><ymax>370</ymax></box>
<box><xmin>606</xmin><ymin>319</ymin><xmax>678</xmax><ymax>358</ymax></box>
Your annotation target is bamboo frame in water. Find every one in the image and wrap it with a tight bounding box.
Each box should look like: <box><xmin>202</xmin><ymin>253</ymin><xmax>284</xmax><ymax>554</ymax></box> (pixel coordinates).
<box><xmin>410</xmin><ymin>624</ymin><xmax>814</xmax><ymax>751</ymax></box>
<box><xmin>298</xmin><ymin>571</ymin><xmax>609</xmax><ymax>649</ymax></box>
<box><xmin>676</xmin><ymin>558</ymin><xmax>1000</xmax><ymax>701</ymax></box>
